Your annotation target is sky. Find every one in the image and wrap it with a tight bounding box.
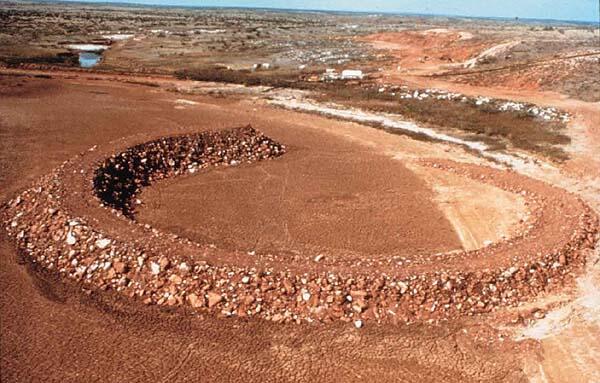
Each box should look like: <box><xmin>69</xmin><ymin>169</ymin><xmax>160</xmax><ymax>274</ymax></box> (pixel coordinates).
<box><xmin>68</xmin><ymin>0</ymin><xmax>599</xmax><ymax>22</ymax></box>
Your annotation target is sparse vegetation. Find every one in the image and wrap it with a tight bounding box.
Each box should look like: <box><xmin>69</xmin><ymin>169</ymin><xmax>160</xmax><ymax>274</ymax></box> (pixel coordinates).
<box><xmin>313</xmin><ymin>86</ymin><xmax>571</xmax><ymax>161</ymax></box>
<box><xmin>175</xmin><ymin>66</ymin><xmax>318</xmax><ymax>87</ymax></box>
<box><xmin>1</xmin><ymin>52</ymin><xmax>79</xmax><ymax>67</ymax></box>
<box><xmin>1</xmin><ymin>1</ymin><xmax>592</xmax><ymax>161</ymax></box>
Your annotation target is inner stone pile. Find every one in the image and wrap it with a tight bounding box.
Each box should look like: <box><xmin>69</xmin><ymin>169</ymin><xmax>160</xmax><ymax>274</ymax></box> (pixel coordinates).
<box><xmin>94</xmin><ymin>126</ymin><xmax>284</xmax><ymax>217</ymax></box>
<box><xmin>2</xmin><ymin>126</ymin><xmax>598</xmax><ymax>325</ymax></box>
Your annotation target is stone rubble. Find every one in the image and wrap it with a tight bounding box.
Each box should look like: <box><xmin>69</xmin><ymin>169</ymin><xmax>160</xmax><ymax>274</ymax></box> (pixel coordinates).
<box><xmin>366</xmin><ymin>84</ymin><xmax>570</xmax><ymax>123</ymax></box>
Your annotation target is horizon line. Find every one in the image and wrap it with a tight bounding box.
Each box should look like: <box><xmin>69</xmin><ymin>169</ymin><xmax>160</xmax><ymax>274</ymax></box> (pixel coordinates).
<box><xmin>14</xmin><ymin>0</ymin><xmax>600</xmax><ymax>24</ymax></box>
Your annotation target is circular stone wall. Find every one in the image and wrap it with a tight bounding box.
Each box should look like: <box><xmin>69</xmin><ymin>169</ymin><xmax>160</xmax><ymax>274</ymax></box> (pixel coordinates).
<box><xmin>2</xmin><ymin>126</ymin><xmax>598</xmax><ymax>324</ymax></box>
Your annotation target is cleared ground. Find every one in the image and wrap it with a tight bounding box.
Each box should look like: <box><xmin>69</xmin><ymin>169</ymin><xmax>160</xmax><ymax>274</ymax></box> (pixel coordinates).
<box><xmin>411</xmin><ymin>164</ymin><xmax>526</xmax><ymax>251</ymax></box>
<box><xmin>136</xmin><ymin>122</ymin><xmax>462</xmax><ymax>258</ymax></box>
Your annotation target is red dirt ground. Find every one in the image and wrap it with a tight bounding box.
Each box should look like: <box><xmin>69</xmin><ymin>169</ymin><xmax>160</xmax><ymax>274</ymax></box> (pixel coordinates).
<box><xmin>136</xmin><ymin>122</ymin><xmax>461</xmax><ymax>258</ymax></box>
<box><xmin>0</xmin><ymin>73</ymin><xmax>533</xmax><ymax>382</ymax></box>
<box><xmin>360</xmin><ymin>30</ymin><xmax>492</xmax><ymax>74</ymax></box>
<box><xmin>359</xmin><ymin>33</ymin><xmax>600</xmax><ymax>382</ymax></box>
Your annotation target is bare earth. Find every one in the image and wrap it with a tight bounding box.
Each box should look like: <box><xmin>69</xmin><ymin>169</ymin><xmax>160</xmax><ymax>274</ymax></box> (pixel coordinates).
<box><xmin>0</xmin><ymin>74</ymin><xmax>538</xmax><ymax>383</ymax></box>
<box><xmin>136</xmin><ymin>118</ymin><xmax>463</xmax><ymax>257</ymax></box>
<box><xmin>1</xmin><ymin>10</ymin><xmax>599</xmax><ymax>379</ymax></box>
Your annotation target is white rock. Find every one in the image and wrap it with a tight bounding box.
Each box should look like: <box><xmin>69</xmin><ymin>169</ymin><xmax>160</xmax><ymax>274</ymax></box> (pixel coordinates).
<box><xmin>150</xmin><ymin>261</ymin><xmax>161</xmax><ymax>275</ymax></box>
<box><xmin>354</xmin><ymin>319</ymin><xmax>363</xmax><ymax>329</ymax></box>
<box><xmin>397</xmin><ymin>281</ymin><xmax>408</xmax><ymax>294</ymax></box>
<box><xmin>66</xmin><ymin>231</ymin><xmax>77</xmax><ymax>245</ymax></box>
<box><xmin>179</xmin><ymin>262</ymin><xmax>190</xmax><ymax>273</ymax></box>
<box><xmin>502</xmin><ymin>266</ymin><xmax>519</xmax><ymax>278</ymax></box>
<box><xmin>95</xmin><ymin>238</ymin><xmax>111</xmax><ymax>249</ymax></box>
<box><xmin>302</xmin><ymin>292</ymin><xmax>311</xmax><ymax>301</ymax></box>
<box><xmin>241</xmin><ymin>276</ymin><xmax>250</xmax><ymax>284</ymax></box>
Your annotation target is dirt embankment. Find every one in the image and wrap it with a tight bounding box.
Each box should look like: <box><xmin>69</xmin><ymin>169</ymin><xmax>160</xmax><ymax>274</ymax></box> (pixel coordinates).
<box><xmin>361</xmin><ymin>29</ymin><xmax>493</xmax><ymax>74</ymax></box>
<box><xmin>364</xmin><ymin>28</ymin><xmax>600</xmax><ymax>102</ymax></box>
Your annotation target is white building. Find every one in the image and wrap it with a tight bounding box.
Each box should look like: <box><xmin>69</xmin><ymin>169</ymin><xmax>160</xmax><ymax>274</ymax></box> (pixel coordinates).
<box><xmin>340</xmin><ymin>69</ymin><xmax>363</xmax><ymax>80</ymax></box>
<box><xmin>321</xmin><ymin>68</ymin><xmax>339</xmax><ymax>81</ymax></box>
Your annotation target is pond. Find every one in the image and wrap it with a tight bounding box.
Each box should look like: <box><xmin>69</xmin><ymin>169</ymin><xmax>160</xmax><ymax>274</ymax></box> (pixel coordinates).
<box><xmin>65</xmin><ymin>44</ymin><xmax>109</xmax><ymax>68</ymax></box>
<box><xmin>78</xmin><ymin>52</ymin><xmax>102</xmax><ymax>68</ymax></box>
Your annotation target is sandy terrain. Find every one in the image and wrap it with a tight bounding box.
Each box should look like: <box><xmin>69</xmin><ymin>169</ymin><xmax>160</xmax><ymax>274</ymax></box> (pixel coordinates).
<box><xmin>136</xmin><ymin>119</ymin><xmax>463</xmax><ymax>257</ymax></box>
<box><xmin>361</xmin><ymin>29</ymin><xmax>492</xmax><ymax>74</ymax></box>
<box><xmin>363</xmin><ymin>27</ymin><xmax>599</xmax><ymax>101</ymax></box>
<box><xmin>362</xmin><ymin>31</ymin><xmax>600</xmax><ymax>383</ymax></box>
<box><xmin>411</xmin><ymin>164</ymin><xmax>526</xmax><ymax>251</ymax></box>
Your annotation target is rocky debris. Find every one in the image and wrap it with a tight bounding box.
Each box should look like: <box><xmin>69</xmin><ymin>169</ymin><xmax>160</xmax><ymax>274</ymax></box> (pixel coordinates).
<box><xmin>364</xmin><ymin>84</ymin><xmax>570</xmax><ymax>123</ymax></box>
<box><xmin>207</xmin><ymin>292</ymin><xmax>223</xmax><ymax>308</ymax></box>
<box><xmin>149</xmin><ymin>261</ymin><xmax>160</xmax><ymax>275</ymax></box>
<box><xmin>187</xmin><ymin>293</ymin><xmax>205</xmax><ymax>308</ymax></box>
<box><xmin>179</xmin><ymin>262</ymin><xmax>190</xmax><ymax>274</ymax></box>
<box><xmin>2</xmin><ymin>127</ymin><xmax>598</xmax><ymax>326</ymax></box>
<box><xmin>532</xmin><ymin>308</ymin><xmax>546</xmax><ymax>320</ymax></box>
<box><xmin>112</xmin><ymin>260</ymin><xmax>127</xmax><ymax>274</ymax></box>
<box><xmin>66</xmin><ymin>230</ymin><xmax>77</xmax><ymax>245</ymax></box>
<box><xmin>93</xmin><ymin>125</ymin><xmax>285</xmax><ymax>217</ymax></box>
<box><xmin>159</xmin><ymin>256</ymin><xmax>170</xmax><ymax>270</ymax></box>
<box><xmin>95</xmin><ymin>238</ymin><xmax>111</xmax><ymax>249</ymax></box>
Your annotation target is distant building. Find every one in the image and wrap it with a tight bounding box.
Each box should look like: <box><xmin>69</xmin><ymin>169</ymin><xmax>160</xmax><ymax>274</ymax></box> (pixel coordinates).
<box><xmin>321</xmin><ymin>68</ymin><xmax>364</xmax><ymax>82</ymax></box>
<box><xmin>252</xmin><ymin>63</ymin><xmax>271</xmax><ymax>71</ymax></box>
<box><xmin>321</xmin><ymin>68</ymin><xmax>339</xmax><ymax>81</ymax></box>
<box><xmin>340</xmin><ymin>69</ymin><xmax>363</xmax><ymax>80</ymax></box>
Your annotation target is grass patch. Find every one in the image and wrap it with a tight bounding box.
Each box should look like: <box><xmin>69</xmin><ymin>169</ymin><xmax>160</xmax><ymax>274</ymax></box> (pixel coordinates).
<box><xmin>1</xmin><ymin>52</ymin><xmax>79</xmax><ymax>67</ymax></box>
